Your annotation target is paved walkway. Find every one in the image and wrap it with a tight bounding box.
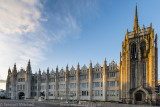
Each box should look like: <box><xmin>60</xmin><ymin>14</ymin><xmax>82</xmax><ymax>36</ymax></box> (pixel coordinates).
<box><xmin>0</xmin><ymin>99</ymin><xmax>159</xmax><ymax>107</ymax></box>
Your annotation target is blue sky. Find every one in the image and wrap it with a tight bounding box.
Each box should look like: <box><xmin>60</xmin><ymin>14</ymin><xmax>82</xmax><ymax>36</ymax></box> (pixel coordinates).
<box><xmin>0</xmin><ymin>0</ymin><xmax>160</xmax><ymax>89</ymax></box>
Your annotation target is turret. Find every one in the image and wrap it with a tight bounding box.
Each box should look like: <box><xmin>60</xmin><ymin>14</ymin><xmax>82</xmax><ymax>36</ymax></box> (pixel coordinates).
<box><xmin>8</xmin><ymin>67</ymin><xmax>11</xmax><ymax>75</ymax></box>
<box><xmin>11</xmin><ymin>63</ymin><xmax>17</xmax><ymax>99</ymax></box>
<box><xmin>89</xmin><ymin>60</ymin><xmax>92</xmax><ymax>69</ymax></box>
<box><xmin>26</xmin><ymin>59</ymin><xmax>32</xmax><ymax>74</ymax></box>
<box><xmin>47</xmin><ymin>67</ymin><xmax>49</xmax><ymax>75</ymax></box>
<box><xmin>12</xmin><ymin>63</ymin><xmax>17</xmax><ymax>76</ymax></box>
<box><xmin>25</xmin><ymin>60</ymin><xmax>32</xmax><ymax>99</ymax></box>
<box><xmin>55</xmin><ymin>66</ymin><xmax>59</xmax><ymax>99</ymax></box>
<box><xmin>39</xmin><ymin>69</ymin><xmax>41</xmax><ymax>75</ymax></box>
<box><xmin>133</xmin><ymin>4</ymin><xmax>139</xmax><ymax>34</ymax></box>
<box><xmin>65</xmin><ymin>64</ymin><xmax>69</xmax><ymax>78</ymax></box>
<box><xmin>56</xmin><ymin>66</ymin><xmax>58</xmax><ymax>74</ymax></box>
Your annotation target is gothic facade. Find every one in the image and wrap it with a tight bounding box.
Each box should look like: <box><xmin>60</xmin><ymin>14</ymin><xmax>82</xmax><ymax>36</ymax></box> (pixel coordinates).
<box><xmin>6</xmin><ymin>59</ymin><xmax>119</xmax><ymax>101</ymax></box>
<box><xmin>5</xmin><ymin>5</ymin><xmax>158</xmax><ymax>104</ymax></box>
<box><xmin>119</xmin><ymin>5</ymin><xmax>158</xmax><ymax>104</ymax></box>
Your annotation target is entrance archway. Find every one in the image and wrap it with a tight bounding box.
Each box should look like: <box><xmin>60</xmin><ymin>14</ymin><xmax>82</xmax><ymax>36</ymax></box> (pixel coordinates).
<box><xmin>19</xmin><ymin>92</ymin><xmax>25</xmax><ymax>100</ymax></box>
<box><xmin>135</xmin><ymin>92</ymin><xmax>142</xmax><ymax>101</ymax></box>
<box><xmin>132</xmin><ymin>86</ymin><xmax>150</xmax><ymax>104</ymax></box>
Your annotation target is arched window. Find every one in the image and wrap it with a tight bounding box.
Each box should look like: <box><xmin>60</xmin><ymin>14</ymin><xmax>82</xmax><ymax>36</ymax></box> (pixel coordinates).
<box><xmin>140</xmin><ymin>41</ymin><xmax>146</xmax><ymax>58</ymax></box>
<box><xmin>130</xmin><ymin>43</ymin><xmax>137</xmax><ymax>60</ymax></box>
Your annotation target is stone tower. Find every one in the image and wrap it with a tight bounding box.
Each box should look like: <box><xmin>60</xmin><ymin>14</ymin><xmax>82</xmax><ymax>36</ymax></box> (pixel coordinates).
<box><xmin>25</xmin><ymin>60</ymin><xmax>32</xmax><ymax>99</ymax></box>
<box><xmin>119</xmin><ymin>5</ymin><xmax>158</xmax><ymax>104</ymax></box>
<box><xmin>11</xmin><ymin>64</ymin><xmax>17</xmax><ymax>99</ymax></box>
<box><xmin>6</xmin><ymin>67</ymin><xmax>11</xmax><ymax>98</ymax></box>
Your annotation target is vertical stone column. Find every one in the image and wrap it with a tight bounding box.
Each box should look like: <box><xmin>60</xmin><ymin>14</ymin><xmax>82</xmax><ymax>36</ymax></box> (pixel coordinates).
<box><xmin>137</xmin><ymin>41</ymin><xmax>141</xmax><ymax>86</ymax></box>
<box><xmin>155</xmin><ymin>34</ymin><xmax>158</xmax><ymax>86</ymax></box>
<box><xmin>76</xmin><ymin>63</ymin><xmax>80</xmax><ymax>101</ymax></box>
<box><xmin>102</xmin><ymin>58</ymin><xmax>107</xmax><ymax>101</ymax></box>
<box><xmin>11</xmin><ymin>64</ymin><xmax>17</xmax><ymax>100</ymax></box>
<box><xmin>126</xmin><ymin>43</ymin><xmax>130</xmax><ymax>101</ymax></box>
<box><xmin>119</xmin><ymin>52</ymin><xmax>122</xmax><ymax>101</ymax></box>
<box><xmin>65</xmin><ymin>65</ymin><xmax>69</xmax><ymax>100</ymax></box>
<box><xmin>89</xmin><ymin>61</ymin><xmax>92</xmax><ymax>101</ymax></box>
<box><xmin>45</xmin><ymin>68</ymin><xmax>49</xmax><ymax>99</ymax></box>
<box><xmin>55</xmin><ymin>66</ymin><xmax>59</xmax><ymax>99</ymax></box>
<box><xmin>6</xmin><ymin>68</ymin><xmax>11</xmax><ymax>98</ymax></box>
<box><xmin>37</xmin><ymin>69</ymin><xmax>41</xmax><ymax>98</ymax></box>
<box><xmin>25</xmin><ymin>60</ymin><xmax>32</xmax><ymax>99</ymax></box>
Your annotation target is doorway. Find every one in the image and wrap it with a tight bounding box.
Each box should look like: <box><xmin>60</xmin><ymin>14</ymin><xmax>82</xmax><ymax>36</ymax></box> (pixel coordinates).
<box><xmin>135</xmin><ymin>92</ymin><xmax>142</xmax><ymax>101</ymax></box>
<box><xmin>19</xmin><ymin>92</ymin><xmax>25</xmax><ymax>100</ymax></box>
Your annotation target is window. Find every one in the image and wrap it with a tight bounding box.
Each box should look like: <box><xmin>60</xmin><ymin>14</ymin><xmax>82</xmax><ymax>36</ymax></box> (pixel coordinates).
<box><xmin>117</xmin><ymin>72</ymin><xmax>119</xmax><ymax>77</ymax></box>
<box><xmin>110</xmin><ymin>90</ymin><xmax>115</xmax><ymax>96</ymax></box>
<box><xmin>59</xmin><ymin>78</ymin><xmax>64</xmax><ymax>81</ymax></box>
<box><xmin>101</xmin><ymin>90</ymin><xmax>103</xmax><ymax>96</ymax></box>
<box><xmin>87</xmin><ymin>82</ymin><xmax>89</xmax><ymax>88</ymax></box>
<box><xmin>140</xmin><ymin>41</ymin><xmax>146</xmax><ymax>58</ymax></box>
<box><xmin>95</xmin><ymin>90</ymin><xmax>99</xmax><ymax>96</ymax></box>
<box><xmin>96</xmin><ymin>74</ymin><xmax>100</xmax><ymax>78</ymax></box>
<box><xmin>110</xmin><ymin>81</ymin><xmax>115</xmax><ymax>87</ymax></box>
<box><xmin>101</xmin><ymin>74</ymin><xmax>103</xmax><ymax>78</ymax></box>
<box><xmin>59</xmin><ymin>84</ymin><xmax>65</xmax><ymax>89</ymax></box>
<box><xmin>117</xmin><ymin>81</ymin><xmax>119</xmax><ymax>87</ymax></box>
<box><xmin>107</xmin><ymin>82</ymin><xmax>109</xmax><ymax>87</ymax></box>
<box><xmin>49</xmin><ymin>78</ymin><xmax>55</xmax><ymax>82</ymax></box>
<box><xmin>41</xmin><ymin>85</ymin><xmax>45</xmax><ymax>90</ymax></box>
<box><xmin>49</xmin><ymin>92</ymin><xmax>53</xmax><ymax>96</ymax></box>
<box><xmin>41</xmin><ymin>79</ymin><xmax>46</xmax><ymax>83</ymax></box>
<box><xmin>69</xmin><ymin>91</ymin><xmax>76</xmax><ymax>96</ymax></box>
<box><xmin>107</xmin><ymin>73</ymin><xmax>109</xmax><ymax>78</ymax></box>
<box><xmin>107</xmin><ymin>90</ymin><xmax>109</xmax><ymax>96</ymax></box>
<box><xmin>82</xmin><ymin>83</ymin><xmax>86</xmax><ymax>88</ymax></box>
<box><xmin>49</xmin><ymin>85</ymin><xmax>53</xmax><ymax>89</ymax></box>
<box><xmin>110</xmin><ymin>72</ymin><xmax>115</xmax><ymax>77</ymax></box>
<box><xmin>95</xmin><ymin>82</ymin><xmax>100</xmax><ymax>87</ymax></box>
<box><xmin>130</xmin><ymin>43</ymin><xmax>137</xmax><ymax>60</ymax></box>
<box><xmin>117</xmin><ymin>90</ymin><xmax>119</xmax><ymax>96</ymax></box>
<box><xmin>69</xmin><ymin>77</ymin><xmax>74</xmax><ymax>81</ymax></box>
<box><xmin>93</xmin><ymin>74</ymin><xmax>94</xmax><ymax>79</ymax></box>
<box><xmin>82</xmin><ymin>91</ymin><xmax>88</xmax><ymax>96</ymax></box>
<box><xmin>101</xmin><ymin>82</ymin><xmax>103</xmax><ymax>87</ymax></box>
<box><xmin>18</xmin><ymin>78</ymin><xmax>25</xmax><ymax>82</ymax></box>
<box><xmin>80</xmin><ymin>75</ymin><xmax>87</xmax><ymax>80</ymax></box>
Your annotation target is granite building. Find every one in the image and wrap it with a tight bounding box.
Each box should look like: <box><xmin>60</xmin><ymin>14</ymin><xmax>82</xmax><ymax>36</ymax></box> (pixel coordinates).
<box><xmin>6</xmin><ymin>59</ymin><xmax>119</xmax><ymax>101</ymax></box>
<box><xmin>119</xmin><ymin>5</ymin><xmax>158</xmax><ymax>104</ymax></box>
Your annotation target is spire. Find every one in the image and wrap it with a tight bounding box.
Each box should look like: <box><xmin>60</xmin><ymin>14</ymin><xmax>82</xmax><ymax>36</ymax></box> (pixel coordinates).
<box><xmin>56</xmin><ymin>65</ymin><xmax>58</xmax><ymax>73</ymax></box>
<box><xmin>66</xmin><ymin>64</ymin><xmax>68</xmax><ymax>71</ymax></box>
<box><xmin>26</xmin><ymin>59</ymin><xmax>31</xmax><ymax>73</ymax></box>
<box><xmin>47</xmin><ymin>67</ymin><xmax>49</xmax><ymax>74</ymax></box>
<box><xmin>8</xmin><ymin>67</ymin><xmax>11</xmax><ymax>74</ymax></box>
<box><xmin>104</xmin><ymin>57</ymin><xmax>106</xmax><ymax>63</ymax></box>
<box><xmin>89</xmin><ymin>60</ymin><xmax>92</xmax><ymax>68</ymax></box>
<box><xmin>133</xmin><ymin>4</ymin><xmax>139</xmax><ymax>33</ymax></box>
<box><xmin>103</xmin><ymin>57</ymin><xmax>106</xmax><ymax>67</ymax></box>
<box><xmin>77</xmin><ymin>62</ymin><xmax>79</xmax><ymax>70</ymax></box>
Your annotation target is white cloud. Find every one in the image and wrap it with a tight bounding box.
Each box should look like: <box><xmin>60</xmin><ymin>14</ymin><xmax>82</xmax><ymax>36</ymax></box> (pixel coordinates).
<box><xmin>0</xmin><ymin>0</ymin><xmax>41</xmax><ymax>34</ymax></box>
<box><xmin>51</xmin><ymin>13</ymin><xmax>81</xmax><ymax>42</ymax></box>
<box><xmin>0</xmin><ymin>0</ymin><xmax>46</xmax><ymax>81</ymax></box>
